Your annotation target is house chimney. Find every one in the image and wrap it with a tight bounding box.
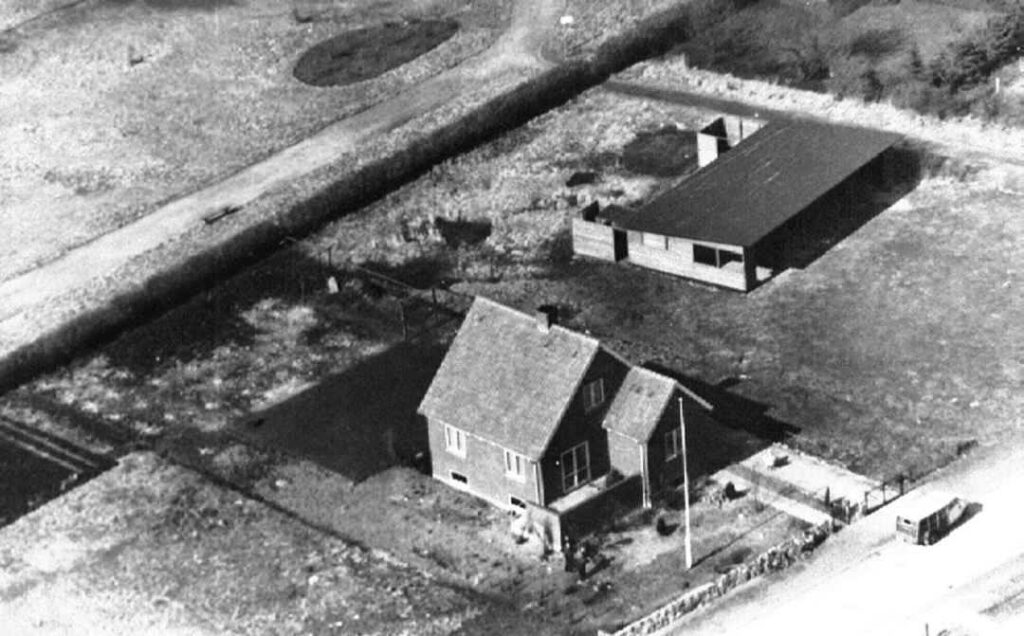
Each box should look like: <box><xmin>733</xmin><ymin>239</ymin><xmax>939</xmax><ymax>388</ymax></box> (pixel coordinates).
<box><xmin>535</xmin><ymin>304</ymin><xmax>558</xmax><ymax>332</ymax></box>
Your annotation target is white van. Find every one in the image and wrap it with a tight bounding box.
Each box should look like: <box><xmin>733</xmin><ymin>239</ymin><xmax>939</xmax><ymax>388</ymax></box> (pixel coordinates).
<box><xmin>895</xmin><ymin>490</ymin><xmax>966</xmax><ymax>545</ymax></box>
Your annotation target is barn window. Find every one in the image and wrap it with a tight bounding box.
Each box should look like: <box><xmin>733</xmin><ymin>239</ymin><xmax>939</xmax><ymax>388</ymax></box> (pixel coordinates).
<box><xmin>561</xmin><ymin>442</ymin><xmax>591</xmax><ymax>493</ymax></box>
<box><xmin>642</xmin><ymin>232</ymin><xmax>669</xmax><ymax>249</ymax></box>
<box><xmin>444</xmin><ymin>424</ymin><xmax>466</xmax><ymax>457</ymax></box>
<box><xmin>450</xmin><ymin>471</ymin><xmax>468</xmax><ymax>484</ymax></box>
<box><xmin>504</xmin><ymin>450</ymin><xmax>527</xmax><ymax>482</ymax></box>
<box><xmin>693</xmin><ymin>243</ymin><xmax>718</xmax><ymax>266</ymax></box>
<box><xmin>694</xmin><ymin>243</ymin><xmax>743</xmax><ymax>268</ymax></box>
<box><xmin>665</xmin><ymin>428</ymin><xmax>682</xmax><ymax>461</ymax></box>
<box><xmin>509</xmin><ymin>496</ymin><xmax>526</xmax><ymax>509</ymax></box>
<box><xmin>582</xmin><ymin>378</ymin><xmax>605</xmax><ymax>412</ymax></box>
<box><xmin>719</xmin><ymin>249</ymin><xmax>743</xmax><ymax>267</ymax></box>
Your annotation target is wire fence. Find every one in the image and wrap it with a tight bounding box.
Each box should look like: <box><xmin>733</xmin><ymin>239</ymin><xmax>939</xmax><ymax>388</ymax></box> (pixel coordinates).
<box><xmin>346</xmin><ymin>265</ymin><xmax>474</xmax><ymax>341</ymax></box>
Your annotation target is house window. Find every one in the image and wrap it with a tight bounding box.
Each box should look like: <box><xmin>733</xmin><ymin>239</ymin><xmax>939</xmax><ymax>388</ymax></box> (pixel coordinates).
<box><xmin>444</xmin><ymin>424</ymin><xmax>466</xmax><ymax>457</ymax></box>
<box><xmin>665</xmin><ymin>427</ymin><xmax>682</xmax><ymax>461</ymax></box>
<box><xmin>509</xmin><ymin>496</ymin><xmax>526</xmax><ymax>509</ymax></box>
<box><xmin>561</xmin><ymin>442</ymin><xmax>591</xmax><ymax>493</ymax></box>
<box><xmin>582</xmin><ymin>378</ymin><xmax>605</xmax><ymax>412</ymax></box>
<box><xmin>504</xmin><ymin>450</ymin><xmax>527</xmax><ymax>482</ymax></box>
<box><xmin>642</xmin><ymin>232</ymin><xmax>669</xmax><ymax>250</ymax></box>
<box><xmin>450</xmin><ymin>471</ymin><xmax>468</xmax><ymax>484</ymax></box>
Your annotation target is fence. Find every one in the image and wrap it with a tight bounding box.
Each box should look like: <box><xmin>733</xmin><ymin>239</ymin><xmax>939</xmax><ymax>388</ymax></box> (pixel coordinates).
<box><xmin>346</xmin><ymin>265</ymin><xmax>473</xmax><ymax>340</ymax></box>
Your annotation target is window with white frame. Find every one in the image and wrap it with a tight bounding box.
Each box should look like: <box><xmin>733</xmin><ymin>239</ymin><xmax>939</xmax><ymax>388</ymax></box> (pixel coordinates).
<box><xmin>582</xmin><ymin>378</ymin><xmax>605</xmax><ymax>412</ymax></box>
<box><xmin>444</xmin><ymin>424</ymin><xmax>465</xmax><ymax>457</ymax></box>
<box><xmin>561</xmin><ymin>441</ymin><xmax>590</xmax><ymax>492</ymax></box>
<box><xmin>642</xmin><ymin>232</ymin><xmax>669</xmax><ymax>250</ymax></box>
<box><xmin>504</xmin><ymin>449</ymin><xmax>527</xmax><ymax>482</ymax></box>
<box><xmin>665</xmin><ymin>427</ymin><xmax>682</xmax><ymax>461</ymax></box>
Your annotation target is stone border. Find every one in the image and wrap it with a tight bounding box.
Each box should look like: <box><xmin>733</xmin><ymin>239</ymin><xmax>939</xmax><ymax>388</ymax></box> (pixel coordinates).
<box><xmin>600</xmin><ymin>520</ymin><xmax>832</xmax><ymax>636</ymax></box>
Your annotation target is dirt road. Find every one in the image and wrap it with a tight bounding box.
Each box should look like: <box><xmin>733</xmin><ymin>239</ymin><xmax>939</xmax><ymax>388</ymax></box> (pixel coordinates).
<box><xmin>666</xmin><ymin>437</ymin><xmax>1024</xmax><ymax>636</ymax></box>
<box><xmin>0</xmin><ymin>0</ymin><xmax>564</xmax><ymax>353</ymax></box>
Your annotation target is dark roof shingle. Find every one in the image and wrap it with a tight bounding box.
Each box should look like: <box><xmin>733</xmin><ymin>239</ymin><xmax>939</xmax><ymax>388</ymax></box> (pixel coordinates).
<box><xmin>419</xmin><ymin>297</ymin><xmax>600</xmax><ymax>459</ymax></box>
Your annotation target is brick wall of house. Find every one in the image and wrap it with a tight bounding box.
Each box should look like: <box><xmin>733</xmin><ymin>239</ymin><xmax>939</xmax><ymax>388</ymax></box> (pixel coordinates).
<box><xmin>427</xmin><ymin>416</ymin><xmax>541</xmax><ymax>510</ymax></box>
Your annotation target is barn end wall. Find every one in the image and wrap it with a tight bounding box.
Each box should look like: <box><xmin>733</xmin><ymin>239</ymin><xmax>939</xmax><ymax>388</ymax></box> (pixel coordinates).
<box><xmin>572</xmin><ymin>218</ymin><xmax>619</xmax><ymax>262</ymax></box>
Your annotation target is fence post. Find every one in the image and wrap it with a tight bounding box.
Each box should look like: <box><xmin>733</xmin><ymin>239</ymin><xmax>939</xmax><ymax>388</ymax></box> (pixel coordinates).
<box><xmin>399</xmin><ymin>300</ymin><xmax>408</xmax><ymax>340</ymax></box>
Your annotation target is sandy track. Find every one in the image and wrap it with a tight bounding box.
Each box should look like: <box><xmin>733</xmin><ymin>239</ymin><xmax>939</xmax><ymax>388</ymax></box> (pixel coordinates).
<box><xmin>0</xmin><ymin>0</ymin><xmax>564</xmax><ymax>357</ymax></box>
<box><xmin>665</xmin><ymin>438</ymin><xmax>1024</xmax><ymax>636</ymax></box>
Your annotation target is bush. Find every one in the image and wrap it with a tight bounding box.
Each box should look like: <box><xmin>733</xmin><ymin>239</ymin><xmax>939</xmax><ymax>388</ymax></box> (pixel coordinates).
<box><xmin>928</xmin><ymin>4</ymin><xmax>1024</xmax><ymax>94</ymax></box>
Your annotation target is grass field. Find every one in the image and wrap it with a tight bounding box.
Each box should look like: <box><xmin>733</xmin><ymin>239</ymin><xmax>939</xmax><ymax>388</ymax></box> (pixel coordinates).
<box><xmin>0</xmin><ymin>0</ymin><xmax>510</xmax><ymax>282</ymax></box>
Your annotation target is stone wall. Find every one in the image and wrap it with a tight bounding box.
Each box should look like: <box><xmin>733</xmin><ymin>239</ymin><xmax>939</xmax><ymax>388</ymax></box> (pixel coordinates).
<box><xmin>600</xmin><ymin>520</ymin><xmax>833</xmax><ymax>636</ymax></box>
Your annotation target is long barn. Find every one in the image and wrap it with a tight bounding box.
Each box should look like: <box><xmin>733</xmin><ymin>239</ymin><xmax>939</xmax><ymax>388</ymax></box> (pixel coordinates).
<box><xmin>572</xmin><ymin>116</ymin><xmax>902</xmax><ymax>291</ymax></box>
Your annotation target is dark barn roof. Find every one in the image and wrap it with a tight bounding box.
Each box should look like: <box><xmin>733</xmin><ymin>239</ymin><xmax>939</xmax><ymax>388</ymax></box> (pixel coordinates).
<box><xmin>419</xmin><ymin>296</ymin><xmax>601</xmax><ymax>460</ymax></box>
<box><xmin>604</xmin><ymin>120</ymin><xmax>901</xmax><ymax>247</ymax></box>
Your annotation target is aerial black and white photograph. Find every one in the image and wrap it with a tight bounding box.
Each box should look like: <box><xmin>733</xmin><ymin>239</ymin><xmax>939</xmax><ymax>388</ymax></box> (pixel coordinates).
<box><xmin>1</xmin><ymin>0</ymin><xmax>1023</xmax><ymax>634</ymax></box>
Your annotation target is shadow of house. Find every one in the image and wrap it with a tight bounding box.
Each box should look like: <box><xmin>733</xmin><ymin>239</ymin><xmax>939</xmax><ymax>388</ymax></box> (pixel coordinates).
<box><xmin>0</xmin><ymin>415</ymin><xmax>116</xmax><ymax>529</ymax></box>
<box><xmin>231</xmin><ymin>340</ymin><xmax>444</xmax><ymax>482</ymax></box>
<box><xmin>644</xmin><ymin>364</ymin><xmax>800</xmax><ymax>439</ymax></box>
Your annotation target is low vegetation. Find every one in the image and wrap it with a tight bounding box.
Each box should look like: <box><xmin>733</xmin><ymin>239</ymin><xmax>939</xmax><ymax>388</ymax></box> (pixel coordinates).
<box><xmin>677</xmin><ymin>0</ymin><xmax>1024</xmax><ymax>123</ymax></box>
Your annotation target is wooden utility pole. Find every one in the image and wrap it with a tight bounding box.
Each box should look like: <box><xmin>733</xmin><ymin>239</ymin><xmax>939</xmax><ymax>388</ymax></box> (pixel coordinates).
<box><xmin>679</xmin><ymin>397</ymin><xmax>693</xmax><ymax>569</ymax></box>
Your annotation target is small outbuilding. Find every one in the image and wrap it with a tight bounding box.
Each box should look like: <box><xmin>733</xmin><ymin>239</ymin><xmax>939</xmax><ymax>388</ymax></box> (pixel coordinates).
<box><xmin>572</xmin><ymin>116</ymin><xmax>902</xmax><ymax>291</ymax></box>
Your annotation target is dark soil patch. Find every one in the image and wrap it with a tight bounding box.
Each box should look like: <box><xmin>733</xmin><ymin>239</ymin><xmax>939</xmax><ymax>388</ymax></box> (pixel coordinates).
<box><xmin>294</xmin><ymin>19</ymin><xmax>459</xmax><ymax>87</ymax></box>
<box><xmin>434</xmin><ymin>217</ymin><xmax>492</xmax><ymax>248</ymax></box>
<box><xmin>621</xmin><ymin>126</ymin><xmax>697</xmax><ymax>177</ymax></box>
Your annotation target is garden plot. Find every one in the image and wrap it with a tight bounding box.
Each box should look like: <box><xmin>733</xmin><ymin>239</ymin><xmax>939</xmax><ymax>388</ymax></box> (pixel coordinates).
<box><xmin>0</xmin><ymin>452</ymin><xmax>485</xmax><ymax>635</ymax></box>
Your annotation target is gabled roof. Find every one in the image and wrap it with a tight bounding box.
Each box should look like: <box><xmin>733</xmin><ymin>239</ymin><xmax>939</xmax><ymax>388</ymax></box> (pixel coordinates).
<box><xmin>602</xmin><ymin>119</ymin><xmax>902</xmax><ymax>248</ymax></box>
<box><xmin>602</xmin><ymin>367</ymin><xmax>712</xmax><ymax>442</ymax></box>
<box><xmin>418</xmin><ymin>296</ymin><xmax>601</xmax><ymax>460</ymax></box>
